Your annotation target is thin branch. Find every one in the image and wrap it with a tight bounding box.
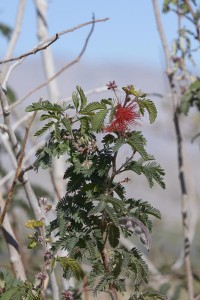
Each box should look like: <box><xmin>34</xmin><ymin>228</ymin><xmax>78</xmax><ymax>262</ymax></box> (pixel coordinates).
<box><xmin>0</xmin><ymin>139</ymin><xmax>44</xmax><ymax>187</ymax></box>
<box><xmin>0</xmin><ymin>193</ymin><xmax>27</xmax><ymax>280</ymax></box>
<box><xmin>0</xmin><ymin>131</ymin><xmax>17</xmax><ymax>168</ymax></box>
<box><xmin>152</xmin><ymin>1</ymin><xmax>194</xmax><ymax>299</ymax></box>
<box><xmin>0</xmin><ymin>17</ymin><xmax>109</xmax><ymax>65</ymax></box>
<box><xmin>13</xmin><ymin>112</ymin><xmax>35</xmax><ymax>131</ymax></box>
<box><xmin>152</xmin><ymin>0</ymin><xmax>172</xmax><ymax>76</ymax></box>
<box><xmin>0</xmin><ymin>85</ymin><xmax>20</xmax><ymax>156</ymax></box>
<box><xmin>35</xmin><ymin>0</ymin><xmax>60</xmax><ymax>100</ymax></box>
<box><xmin>49</xmin><ymin>169</ymin><xmax>61</xmax><ymax>200</ymax></box>
<box><xmin>0</xmin><ymin>0</ymin><xmax>26</xmax><ymax>79</ymax></box>
<box><xmin>35</xmin><ymin>0</ymin><xmax>65</xmax><ymax>207</ymax></box>
<box><xmin>0</xmin><ymin>82</ymin><xmax>44</xmax><ymax>221</ymax></box>
<box><xmin>0</xmin><ymin>111</ymin><xmax>37</xmax><ymax>225</ymax></box>
<box><xmin>9</xmin><ymin>16</ymin><xmax>99</xmax><ymax>112</ymax></box>
<box><xmin>0</xmin><ymin>170</ymin><xmax>15</xmax><ymax>187</ymax></box>
<box><xmin>2</xmin><ymin>59</ymin><xmax>23</xmax><ymax>91</ymax></box>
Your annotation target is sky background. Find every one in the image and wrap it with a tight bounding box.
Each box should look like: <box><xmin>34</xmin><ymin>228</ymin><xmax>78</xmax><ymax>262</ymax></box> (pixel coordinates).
<box><xmin>0</xmin><ymin>0</ymin><xmax>177</xmax><ymax>67</ymax></box>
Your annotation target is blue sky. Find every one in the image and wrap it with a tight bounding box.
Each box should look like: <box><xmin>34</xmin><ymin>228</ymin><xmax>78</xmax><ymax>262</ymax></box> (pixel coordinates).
<box><xmin>0</xmin><ymin>1</ymin><xmax>177</xmax><ymax>67</ymax></box>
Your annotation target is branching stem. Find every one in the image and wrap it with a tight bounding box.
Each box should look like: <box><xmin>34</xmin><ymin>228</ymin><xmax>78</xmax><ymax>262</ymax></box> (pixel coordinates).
<box><xmin>152</xmin><ymin>1</ymin><xmax>194</xmax><ymax>299</ymax></box>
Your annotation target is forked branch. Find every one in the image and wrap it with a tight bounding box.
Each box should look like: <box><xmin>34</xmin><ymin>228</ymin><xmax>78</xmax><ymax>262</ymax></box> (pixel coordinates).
<box><xmin>0</xmin><ymin>17</ymin><xmax>109</xmax><ymax>65</ymax></box>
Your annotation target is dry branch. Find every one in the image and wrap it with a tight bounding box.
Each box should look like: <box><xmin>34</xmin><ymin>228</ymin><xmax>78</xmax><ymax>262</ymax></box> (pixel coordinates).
<box><xmin>7</xmin><ymin>15</ymin><xmax>102</xmax><ymax>113</ymax></box>
<box><xmin>152</xmin><ymin>1</ymin><xmax>194</xmax><ymax>299</ymax></box>
<box><xmin>0</xmin><ymin>0</ymin><xmax>26</xmax><ymax>80</ymax></box>
<box><xmin>0</xmin><ymin>17</ymin><xmax>109</xmax><ymax>65</ymax></box>
<box><xmin>0</xmin><ymin>193</ymin><xmax>26</xmax><ymax>280</ymax></box>
<box><xmin>0</xmin><ymin>111</ymin><xmax>37</xmax><ymax>225</ymax></box>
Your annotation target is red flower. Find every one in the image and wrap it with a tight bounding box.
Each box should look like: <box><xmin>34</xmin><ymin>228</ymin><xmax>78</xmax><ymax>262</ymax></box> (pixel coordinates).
<box><xmin>105</xmin><ymin>101</ymin><xmax>140</xmax><ymax>133</ymax></box>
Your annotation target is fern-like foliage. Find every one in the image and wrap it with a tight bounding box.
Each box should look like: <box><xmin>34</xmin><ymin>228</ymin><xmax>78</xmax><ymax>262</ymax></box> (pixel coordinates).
<box><xmin>51</xmin><ymin>257</ymin><xmax>84</xmax><ymax>280</ymax></box>
<box><xmin>0</xmin><ymin>269</ymin><xmax>40</xmax><ymax>300</ymax></box>
<box><xmin>124</xmin><ymin>159</ymin><xmax>165</xmax><ymax>189</ymax></box>
<box><xmin>25</xmin><ymin>84</ymin><xmax>165</xmax><ymax>299</ymax></box>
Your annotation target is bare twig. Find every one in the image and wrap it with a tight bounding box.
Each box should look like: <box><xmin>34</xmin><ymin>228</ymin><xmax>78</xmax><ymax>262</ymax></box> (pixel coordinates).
<box><xmin>0</xmin><ymin>85</ymin><xmax>43</xmax><ymax>220</ymax></box>
<box><xmin>152</xmin><ymin>1</ymin><xmax>194</xmax><ymax>299</ymax></box>
<box><xmin>0</xmin><ymin>138</ymin><xmax>44</xmax><ymax>187</ymax></box>
<box><xmin>0</xmin><ymin>85</ymin><xmax>20</xmax><ymax>156</ymax></box>
<box><xmin>35</xmin><ymin>0</ymin><xmax>65</xmax><ymax>207</ymax></box>
<box><xmin>0</xmin><ymin>0</ymin><xmax>26</xmax><ymax>80</ymax></box>
<box><xmin>0</xmin><ymin>17</ymin><xmax>109</xmax><ymax>65</ymax></box>
<box><xmin>0</xmin><ymin>170</ymin><xmax>15</xmax><ymax>187</ymax></box>
<box><xmin>0</xmin><ymin>129</ymin><xmax>17</xmax><ymax>169</ymax></box>
<box><xmin>0</xmin><ymin>193</ymin><xmax>27</xmax><ymax>280</ymax></box>
<box><xmin>13</xmin><ymin>112</ymin><xmax>35</xmax><ymax>131</ymax></box>
<box><xmin>8</xmin><ymin>16</ymin><xmax>100</xmax><ymax>112</ymax></box>
<box><xmin>0</xmin><ymin>111</ymin><xmax>37</xmax><ymax>225</ymax></box>
<box><xmin>2</xmin><ymin>60</ymin><xmax>23</xmax><ymax>91</ymax></box>
<box><xmin>152</xmin><ymin>0</ymin><xmax>172</xmax><ymax>76</ymax></box>
<box><xmin>49</xmin><ymin>170</ymin><xmax>61</xmax><ymax>200</ymax></box>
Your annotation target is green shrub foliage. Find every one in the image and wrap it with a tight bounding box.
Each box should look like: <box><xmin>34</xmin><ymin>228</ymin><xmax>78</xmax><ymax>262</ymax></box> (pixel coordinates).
<box><xmin>24</xmin><ymin>83</ymin><xmax>166</xmax><ymax>299</ymax></box>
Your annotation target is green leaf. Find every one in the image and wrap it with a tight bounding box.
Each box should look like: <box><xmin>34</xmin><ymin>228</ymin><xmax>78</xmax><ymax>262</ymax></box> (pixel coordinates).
<box><xmin>86</xmin><ymin>240</ymin><xmax>97</xmax><ymax>260</ymax></box>
<box><xmin>190</xmin><ymin>80</ymin><xmax>200</xmax><ymax>90</ymax></box>
<box><xmin>62</xmin><ymin>117</ymin><xmax>72</xmax><ymax>133</ymax></box>
<box><xmin>142</xmin><ymin>288</ymin><xmax>167</xmax><ymax>300</ymax></box>
<box><xmin>77</xmin><ymin>86</ymin><xmax>87</xmax><ymax>110</ymax></box>
<box><xmin>0</xmin><ymin>287</ymin><xmax>19</xmax><ymax>300</ymax></box>
<box><xmin>135</xmin><ymin>200</ymin><xmax>161</xmax><ymax>219</ymax></box>
<box><xmin>137</xmin><ymin>99</ymin><xmax>157</xmax><ymax>124</ymax></box>
<box><xmin>127</xmin><ymin>131</ymin><xmax>149</xmax><ymax>160</ymax></box>
<box><xmin>94</xmin><ymin>274</ymin><xmax>111</xmax><ymax>294</ymax></box>
<box><xmin>163</xmin><ymin>0</ymin><xmax>171</xmax><ymax>12</ymax></box>
<box><xmin>125</xmin><ymin>160</ymin><xmax>165</xmax><ymax>189</ymax></box>
<box><xmin>80</xmin><ymin>117</ymin><xmax>90</xmax><ymax>134</ymax></box>
<box><xmin>104</xmin><ymin>205</ymin><xmax>119</xmax><ymax>226</ymax></box>
<box><xmin>130</xmin><ymin>248</ymin><xmax>149</xmax><ymax>284</ymax></box>
<box><xmin>55</xmin><ymin>257</ymin><xmax>84</xmax><ymax>280</ymax></box>
<box><xmin>141</xmin><ymin>161</ymin><xmax>165</xmax><ymax>189</ymax></box>
<box><xmin>25</xmin><ymin>220</ymin><xmax>44</xmax><ymax>228</ymax></box>
<box><xmin>112</xmin><ymin>137</ymin><xmax>126</xmax><ymax>153</ymax></box>
<box><xmin>112</xmin><ymin>252</ymin><xmax>124</xmax><ymax>277</ymax></box>
<box><xmin>80</xmin><ymin>102</ymin><xmax>106</xmax><ymax>114</ymax></box>
<box><xmin>108</xmin><ymin>224</ymin><xmax>120</xmax><ymax>247</ymax></box>
<box><xmin>26</xmin><ymin>100</ymin><xmax>63</xmax><ymax>113</ymax></box>
<box><xmin>54</xmin><ymin>122</ymin><xmax>61</xmax><ymax>141</ymax></box>
<box><xmin>34</xmin><ymin>146</ymin><xmax>52</xmax><ymax>170</ymax></box>
<box><xmin>101</xmin><ymin>98</ymin><xmax>113</xmax><ymax>106</ymax></box>
<box><xmin>28</xmin><ymin>240</ymin><xmax>37</xmax><ymax>249</ymax></box>
<box><xmin>34</xmin><ymin>121</ymin><xmax>54</xmax><ymax>137</ymax></box>
<box><xmin>180</xmin><ymin>80</ymin><xmax>200</xmax><ymax>115</ymax></box>
<box><xmin>88</xmin><ymin>201</ymin><xmax>105</xmax><ymax>216</ymax></box>
<box><xmin>91</xmin><ymin>109</ymin><xmax>107</xmax><ymax>132</ymax></box>
<box><xmin>180</xmin><ymin>91</ymin><xmax>192</xmax><ymax>115</ymax></box>
<box><xmin>40</xmin><ymin>114</ymin><xmax>55</xmax><ymax>121</ymax></box>
<box><xmin>72</xmin><ymin>91</ymin><xmax>79</xmax><ymax>111</ymax></box>
<box><xmin>104</xmin><ymin>196</ymin><xmax>126</xmax><ymax>212</ymax></box>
